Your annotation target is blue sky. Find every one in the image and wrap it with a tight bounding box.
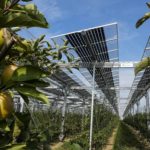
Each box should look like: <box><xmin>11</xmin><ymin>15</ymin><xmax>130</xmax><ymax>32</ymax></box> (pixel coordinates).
<box><xmin>23</xmin><ymin>0</ymin><xmax>150</xmax><ymax>61</ymax></box>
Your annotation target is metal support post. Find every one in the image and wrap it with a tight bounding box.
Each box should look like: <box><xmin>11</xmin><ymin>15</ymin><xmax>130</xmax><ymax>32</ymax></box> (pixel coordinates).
<box><xmin>136</xmin><ymin>101</ymin><xmax>139</xmax><ymax>114</ymax></box>
<box><xmin>82</xmin><ymin>98</ymin><xmax>85</xmax><ymax>131</ymax></box>
<box><xmin>20</xmin><ymin>97</ymin><xmax>24</xmax><ymax>112</ymax></box>
<box><xmin>145</xmin><ymin>91</ymin><xmax>150</xmax><ymax>130</ymax></box>
<box><xmin>132</xmin><ymin>105</ymin><xmax>135</xmax><ymax>122</ymax></box>
<box><xmin>59</xmin><ymin>87</ymin><xmax>68</xmax><ymax>141</ymax></box>
<box><xmin>129</xmin><ymin>107</ymin><xmax>132</xmax><ymax>115</ymax></box>
<box><xmin>89</xmin><ymin>64</ymin><xmax>96</xmax><ymax>150</ymax></box>
<box><xmin>102</xmin><ymin>97</ymin><xmax>105</xmax><ymax>105</ymax></box>
<box><xmin>132</xmin><ymin>105</ymin><xmax>134</xmax><ymax>115</ymax></box>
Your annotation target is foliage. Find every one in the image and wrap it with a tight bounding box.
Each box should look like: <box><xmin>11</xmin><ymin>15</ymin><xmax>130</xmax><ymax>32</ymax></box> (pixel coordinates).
<box><xmin>113</xmin><ymin>122</ymin><xmax>144</xmax><ymax>150</ymax></box>
<box><xmin>123</xmin><ymin>113</ymin><xmax>150</xmax><ymax>139</ymax></box>
<box><xmin>23</xmin><ymin>104</ymin><xmax>119</xmax><ymax>150</ymax></box>
<box><xmin>14</xmin><ymin>104</ymin><xmax>119</xmax><ymax>150</ymax></box>
<box><xmin>0</xmin><ymin>0</ymin><xmax>51</xmax><ymax>104</ymax></box>
<box><xmin>65</xmin><ymin>112</ymin><xmax>84</xmax><ymax>136</ymax></box>
<box><xmin>0</xmin><ymin>0</ymin><xmax>77</xmax><ymax>107</ymax></box>
<box><xmin>31</xmin><ymin>110</ymin><xmax>61</xmax><ymax>137</ymax></box>
<box><xmin>136</xmin><ymin>2</ymin><xmax>150</xmax><ymax>28</ymax></box>
<box><xmin>3</xmin><ymin>144</ymin><xmax>26</xmax><ymax>150</ymax></box>
<box><xmin>0</xmin><ymin>109</ymin><xmax>60</xmax><ymax>149</ymax></box>
<box><xmin>69</xmin><ymin>104</ymin><xmax>119</xmax><ymax>150</ymax></box>
<box><xmin>0</xmin><ymin>1</ymin><xmax>48</xmax><ymax>28</ymax></box>
<box><xmin>70</xmin><ymin>119</ymin><xmax>118</xmax><ymax>150</ymax></box>
<box><xmin>135</xmin><ymin>57</ymin><xmax>150</xmax><ymax>75</ymax></box>
<box><xmin>57</xmin><ymin>142</ymin><xmax>83</xmax><ymax>150</ymax></box>
<box><xmin>0</xmin><ymin>0</ymin><xmax>77</xmax><ymax>149</ymax></box>
<box><xmin>135</xmin><ymin>2</ymin><xmax>150</xmax><ymax>74</ymax></box>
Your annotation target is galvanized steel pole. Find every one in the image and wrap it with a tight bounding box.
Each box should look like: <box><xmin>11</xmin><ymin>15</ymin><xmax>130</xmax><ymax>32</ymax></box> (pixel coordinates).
<box><xmin>89</xmin><ymin>64</ymin><xmax>96</xmax><ymax>150</ymax></box>
<box><xmin>136</xmin><ymin>101</ymin><xmax>139</xmax><ymax>114</ymax></box>
<box><xmin>59</xmin><ymin>87</ymin><xmax>68</xmax><ymax>141</ymax></box>
<box><xmin>20</xmin><ymin>97</ymin><xmax>24</xmax><ymax>112</ymax></box>
<box><xmin>82</xmin><ymin>98</ymin><xmax>85</xmax><ymax>131</ymax></box>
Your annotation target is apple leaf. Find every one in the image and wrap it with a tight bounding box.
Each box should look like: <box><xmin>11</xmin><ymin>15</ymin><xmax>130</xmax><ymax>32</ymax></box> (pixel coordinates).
<box><xmin>15</xmin><ymin>85</ymin><xmax>49</xmax><ymax>104</ymax></box>
<box><xmin>0</xmin><ymin>4</ymin><xmax>48</xmax><ymax>28</ymax></box>
<box><xmin>12</xmin><ymin>65</ymin><xmax>48</xmax><ymax>82</ymax></box>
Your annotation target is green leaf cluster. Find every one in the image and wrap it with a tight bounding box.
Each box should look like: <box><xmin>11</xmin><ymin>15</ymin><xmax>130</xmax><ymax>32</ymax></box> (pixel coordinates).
<box><xmin>0</xmin><ymin>2</ymin><xmax>48</xmax><ymax>28</ymax></box>
<box><xmin>135</xmin><ymin>2</ymin><xmax>150</xmax><ymax>74</ymax></box>
<box><xmin>136</xmin><ymin>2</ymin><xmax>150</xmax><ymax>28</ymax></box>
<box><xmin>134</xmin><ymin>57</ymin><xmax>150</xmax><ymax>75</ymax></box>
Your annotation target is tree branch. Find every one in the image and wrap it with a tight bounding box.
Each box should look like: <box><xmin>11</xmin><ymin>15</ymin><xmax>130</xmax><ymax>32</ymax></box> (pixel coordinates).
<box><xmin>3</xmin><ymin>0</ymin><xmax>21</xmax><ymax>14</ymax></box>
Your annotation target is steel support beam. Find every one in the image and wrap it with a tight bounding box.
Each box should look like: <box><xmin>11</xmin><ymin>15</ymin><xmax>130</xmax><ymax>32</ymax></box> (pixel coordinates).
<box><xmin>59</xmin><ymin>87</ymin><xmax>68</xmax><ymax>141</ymax></box>
<box><xmin>57</xmin><ymin>61</ymin><xmax>139</xmax><ymax>68</ymax></box>
<box><xmin>45</xmin><ymin>86</ymin><xmax>147</xmax><ymax>91</ymax></box>
<box><xmin>89</xmin><ymin>64</ymin><xmax>96</xmax><ymax>150</ymax></box>
<box><xmin>124</xmin><ymin>83</ymin><xmax>150</xmax><ymax>117</ymax></box>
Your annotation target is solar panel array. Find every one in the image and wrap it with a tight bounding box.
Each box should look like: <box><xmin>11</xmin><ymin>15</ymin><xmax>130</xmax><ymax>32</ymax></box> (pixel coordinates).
<box><xmin>48</xmin><ymin>23</ymin><xmax>119</xmax><ymax>113</ymax></box>
<box><xmin>123</xmin><ymin>37</ymin><xmax>150</xmax><ymax>116</ymax></box>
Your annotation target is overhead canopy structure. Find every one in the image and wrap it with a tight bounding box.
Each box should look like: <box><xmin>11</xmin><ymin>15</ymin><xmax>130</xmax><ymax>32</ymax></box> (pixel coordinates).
<box><xmin>123</xmin><ymin>37</ymin><xmax>150</xmax><ymax>116</ymax></box>
<box><xmin>47</xmin><ymin>22</ymin><xmax>119</xmax><ymax>113</ymax></box>
<box><xmin>45</xmin><ymin>70</ymin><xmax>92</xmax><ymax>108</ymax></box>
<box><xmin>14</xmin><ymin>22</ymin><xmax>149</xmax><ymax>150</ymax></box>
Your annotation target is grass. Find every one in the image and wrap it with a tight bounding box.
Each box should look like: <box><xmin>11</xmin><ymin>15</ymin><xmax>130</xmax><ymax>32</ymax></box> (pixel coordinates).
<box><xmin>113</xmin><ymin>122</ymin><xmax>144</xmax><ymax>150</ymax></box>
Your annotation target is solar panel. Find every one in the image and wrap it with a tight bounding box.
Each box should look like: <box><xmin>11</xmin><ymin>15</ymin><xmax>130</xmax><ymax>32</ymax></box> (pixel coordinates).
<box><xmin>50</xmin><ymin>23</ymin><xmax>119</xmax><ymax>113</ymax></box>
<box><xmin>123</xmin><ymin>37</ymin><xmax>150</xmax><ymax>116</ymax></box>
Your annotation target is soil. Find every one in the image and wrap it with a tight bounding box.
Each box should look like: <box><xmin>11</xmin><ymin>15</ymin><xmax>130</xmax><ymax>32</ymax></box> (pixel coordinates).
<box><xmin>102</xmin><ymin>128</ymin><xmax>118</xmax><ymax>150</ymax></box>
<box><xmin>50</xmin><ymin>142</ymin><xmax>64</xmax><ymax>150</ymax></box>
<box><xmin>50</xmin><ymin>138</ymin><xmax>70</xmax><ymax>150</ymax></box>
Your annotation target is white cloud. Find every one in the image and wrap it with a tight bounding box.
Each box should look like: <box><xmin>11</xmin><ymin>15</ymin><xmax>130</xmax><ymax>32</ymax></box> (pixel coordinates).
<box><xmin>34</xmin><ymin>0</ymin><xmax>62</xmax><ymax>22</ymax></box>
<box><xmin>43</xmin><ymin>1</ymin><xmax>62</xmax><ymax>21</ymax></box>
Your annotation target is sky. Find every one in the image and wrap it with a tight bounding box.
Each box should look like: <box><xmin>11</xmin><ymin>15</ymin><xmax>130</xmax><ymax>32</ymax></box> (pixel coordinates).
<box><xmin>21</xmin><ymin>0</ymin><xmax>150</xmax><ymax>116</ymax></box>
<box><xmin>23</xmin><ymin>0</ymin><xmax>150</xmax><ymax>61</ymax></box>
